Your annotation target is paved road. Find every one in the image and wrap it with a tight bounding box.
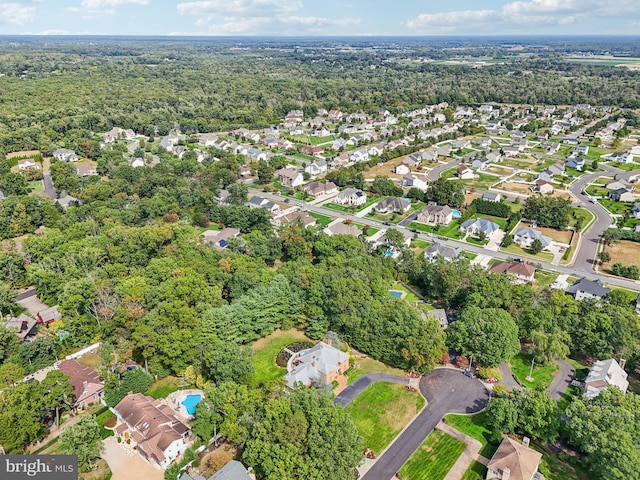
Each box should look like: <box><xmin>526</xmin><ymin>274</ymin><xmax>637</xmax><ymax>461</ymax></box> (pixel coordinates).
<box><xmin>548</xmin><ymin>359</ymin><xmax>576</xmax><ymax>401</ymax></box>
<box><xmin>361</xmin><ymin>369</ymin><xmax>489</xmax><ymax>480</ymax></box>
<box><xmin>42</xmin><ymin>173</ymin><xmax>57</xmax><ymax>199</ymax></box>
<box><xmin>14</xmin><ymin>288</ymin><xmax>36</xmax><ymax>301</ymax></box>
<box><xmin>427</xmin><ymin>158</ymin><xmax>462</xmax><ymax>181</ymax></box>
<box><xmin>333</xmin><ymin>373</ymin><xmax>406</xmax><ymax>407</ymax></box>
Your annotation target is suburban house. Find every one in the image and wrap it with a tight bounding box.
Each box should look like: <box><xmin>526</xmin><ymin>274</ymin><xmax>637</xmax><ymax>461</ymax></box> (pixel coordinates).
<box><xmin>303</xmin><ymin>181</ymin><xmax>338</xmax><ymax>197</ymax></box>
<box><xmin>584</xmin><ymin>359</ymin><xmax>629</xmax><ymax>399</ymax></box>
<box><xmin>608</xmin><ymin>187</ymin><xmax>635</xmax><ymax>203</ymax></box>
<box><xmin>300</xmin><ymin>145</ymin><xmax>324</xmax><ymax>157</ymax></box>
<box><xmin>37</xmin><ymin>305</ymin><xmax>62</xmax><ymax>325</ymax></box>
<box><xmin>489</xmin><ymin>261</ymin><xmax>536</xmax><ymax>284</ymax></box>
<box><xmin>350</xmin><ymin>148</ymin><xmax>369</xmax><ymax>163</ymax></box>
<box><xmin>275</xmin><ymin>168</ymin><xmax>304</xmax><ymax>188</ymax></box>
<box><xmin>421</xmin><ymin>150</ymin><xmax>438</xmax><ymax>162</ymax></box>
<box><xmin>53</xmin><ymin>148</ymin><xmax>78</xmax><ymax>162</ymax></box>
<box><xmin>565</xmin><ymin>277</ymin><xmax>611</xmax><ymax>301</ymax></box>
<box><xmin>284</xmin><ymin>341</ymin><xmax>349</xmax><ymax>389</ymax></box>
<box><xmin>248</xmin><ymin>196</ymin><xmax>280</xmax><ymax>214</ymax></box>
<box><xmin>374</xmin><ymin>197</ymin><xmax>411</xmax><ymax>214</ymax></box>
<box><xmin>76</xmin><ymin>165</ymin><xmax>98</xmax><ymax>177</ymax></box>
<box><xmin>632</xmin><ymin>202</ymin><xmax>640</xmax><ymax>219</ymax></box>
<box><xmin>114</xmin><ymin>393</ymin><xmax>192</xmax><ymax>469</ymax></box>
<box><xmin>471</xmin><ymin>158</ymin><xmax>491</xmax><ymax>171</ymax></box>
<box><xmin>333</xmin><ymin>188</ymin><xmax>367</xmax><ymax>206</ymax></box>
<box><xmin>486</xmin><ymin>436</ymin><xmax>543</xmax><ymax>480</ymax></box>
<box><xmin>565</xmin><ymin>156</ymin><xmax>585</xmax><ymax>171</ymax></box>
<box><xmin>574</xmin><ymin>145</ymin><xmax>589</xmax><ymax>156</ymax></box>
<box><xmin>57</xmin><ymin>359</ymin><xmax>104</xmax><ymax>410</ymax></box>
<box><xmin>18</xmin><ymin>158</ymin><xmax>40</xmax><ymax>171</ymax></box>
<box><xmin>3</xmin><ymin>314</ymin><xmax>38</xmax><ymax>341</ymax></box>
<box><xmin>202</xmin><ymin>228</ymin><xmax>240</xmax><ymax>250</ymax></box>
<box><xmin>273</xmin><ymin>211</ymin><xmax>316</xmax><ymax>228</ymax></box>
<box><xmin>304</xmin><ymin>160</ymin><xmax>327</xmax><ymax>176</ymax></box>
<box><xmin>513</xmin><ymin>228</ymin><xmax>552</xmax><ymax>250</ymax></box>
<box><xmin>482</xmin><ymin>192</ymin><xmax>501</xmax><ymax>202</ymax></box>
<box><xmin>56</xmin><ymin>194</ymin><xmax>80</xmax><ymax>210</ymax></box>
<box><xmin>426</xmin><ymin>308</ymin><xmax>449</xmax><ymax>329</ymax></box>
<box><xmin>402</xmin><ymin>174</ymin><xmax>428</xmax><ymax>191</ymax></box>
<box><xmin>486</xmin><ymin>151</ymin><xmax>502</xmax><ymax>163</ymax></box>
<box><xmin>460</xmin><ymin>218</ymin><xmax>501</xmax><ymax>239</ymax></box>
<box><xmin>424</xmin><ymin>242</ymin><xmax>461</xmax><ymax>263</ymax></box>
<box><xmin>101</xmin><ymin>127</ymin><xmax>136</xmax><ymax>143</ymax></box>
<box><xmin>416</xmin><ymin>204</ymin><xmax>453</xmax><ymax>226</ymax></box>
<box><xmin>605</xmin><ymin>179</ymin><xmax>631</xmax><ymax>191</ymax></box>
<box><xmin>323</xmin><ymin>223</ymin><xmax>361</xmax><ymax>237</ymax></box>
<box><xmin>457</xmin><ymin>166</ymin><xmax>474</xmax><ymax>180</ymax></box>
<box><xmin>394</xmin><ymin>164</ymin><xmax>410</xmax><ymax>175</ymax></box>
<box><xmin>404</xmin><ymin>153</ymin><xmax>422</xmax><ymax>168</ymax></box>
<box><xmin>530</xmin><ymin>180</ymin><xmax>554</xmax><ymax>195</ymax></box>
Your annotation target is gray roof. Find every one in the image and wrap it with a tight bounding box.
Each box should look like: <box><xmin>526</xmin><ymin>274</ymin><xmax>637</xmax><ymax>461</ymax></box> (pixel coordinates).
<box><xmin>482</xmin><ymin>192</ymin><xmax>500</xmax><ymax>201</ymax></box>
<box><xmin>424</xmin><ymin>242</ymin><xmax>461</xmax><ymax>262</ymax></box>
<box><xmin>584</xmin><ymin>359</ymin><xmax>629</xmax><ymax>399</ymax></box>
<box><xmin>565</xmin><ymin>277</ymin><xmax>611</xmax><ymax>298</ymax></box>
<box><xmin>460</xmin><ymin>218</ymin><xmax>500</xmax><ymax>235</ymax></box>
<box><xmin>284</xmin><ymin>342</ymin><xmax>349</xmax><ymax>389</ymax></box>
<box><xmin>208</xmin><ymin>460</ymin><xmax>252</xmax><ymax>480</ymax></box>
<box><xmin>376</xmin><ymin>196</ymin><xmax>410</xmax><ymax>212</ymax></box>
<box><xmin>515</xmin><ymin>227</ymin><xmax>552</xmax><ymax>248</ymax></box>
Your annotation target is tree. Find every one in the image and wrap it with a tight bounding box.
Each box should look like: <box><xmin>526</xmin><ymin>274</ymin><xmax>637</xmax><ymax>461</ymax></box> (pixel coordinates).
<box><xmin>425</xmin><ymin>179</ymin><xmax>465</xmax><ymax>208</ymax></box>
<box><xmin>598</xmin><ymin>251</ymin><xmax>611</xmax><ymax>264</ymax></box>
<box><xmin>39</xmin><ymin>370</ymin><xmax>73</xmax><ymax>427</ymax></box>
<box><xmin>529</xmin><ymin>238</ymin><xmax>544</xmax><ymax>255</ymax></box>
<box><xmin>227</xmin><ymin>182</ymin><xmax>248</xmax><ymax>206</ymax></box>
<box><xmin>0</xmin><ymin>362</ymin><xmax>24</xmax><ymax>387</ymax></box>
<box><xmin>523</xmin><ymin>196</ymin><xmax>572</xmax><ymax>229</ymax></box>
<box><xmin>104</xmin><ymin>368</ymin><xmax>153</xmax><ymax>407</ymax></box>
<box><xmin>447</xmin><ymin>306</ymin><xmax>520</xmax><ymax>366</ymax></box>
<box><xmin>202</xmin><ymin>341</ymin><xmax>254</xmax><ymax>384</ymax></box>
<box><xmin>384</xmin><ymin>228</ymin><xmax>406</xmax><ymax>250</ymax></box>
<box><xmin>370</xmin><ymin>176</ymin><xmax>403</xmax><ymax>197</ymax></box>
<box><xmin>243</xmin><ymin>388</ymin><xmax>362</xmax><ymax>480</ymax></box>
<box><xmin>500</xmin><ymin>235</ymin><xmax>514</xmax><ymax>248</ymax></box>
<box><xmin>59</xmin><ymin>415</ymin><xmax>103</xmax><ymax>472</ymax></box>
<box><xmin>257</xmin><ymin>160</ymin><xmax>274</xmax><ymax>184</ymax></box>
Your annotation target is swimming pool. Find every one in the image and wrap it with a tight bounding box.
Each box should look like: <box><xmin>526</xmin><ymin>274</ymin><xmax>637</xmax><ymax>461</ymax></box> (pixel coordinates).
<box><xmin>451</xmin><ymin>209</ymin><xmax>462</xmax><ymax>217</ymax></box>
<box><xmin>388</xmin><ymin>290</ymin><xmax>403</xmax><ymax>298</ymax></box>
<box><xmin>181</xmin><ymin>394</ymin><xmax>202</xmax><ymax>415</ymax></box>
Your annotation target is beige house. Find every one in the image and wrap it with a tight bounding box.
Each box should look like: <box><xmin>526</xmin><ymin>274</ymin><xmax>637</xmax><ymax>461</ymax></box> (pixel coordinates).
<box><xmin>415</xmin><ymin>204</ymin><xmax>453</xmax><ymax>226</ymax></box>
<box><xmin>486</xmin><ymin>437</ymin><xmax>543</xmax><ymax>480</ymax></box>
<box><xmin>275</xmin><ymin>168</ymin><xmax>304</xmax><ymax>188</ymax></box>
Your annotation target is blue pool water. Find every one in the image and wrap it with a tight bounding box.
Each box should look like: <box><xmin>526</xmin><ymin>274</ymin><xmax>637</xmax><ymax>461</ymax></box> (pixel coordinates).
<box><xmin>384</xmin><ymin>250</ymin><xmax>394</xmax><ymax>257</ymax></box>
<box><xmin>181</xmin><ymin>394</ymin><xmax>202</xmax><ymax>415</ymax></box>
<box><xmin>388</xmin><ymin>290</ymin><xmax>403</xmax><ymax>298</ymax></box>
<box><xmin>451</xmin><ymin>209</ymin><xmax>462</xmax><ymax>217</ymax></box>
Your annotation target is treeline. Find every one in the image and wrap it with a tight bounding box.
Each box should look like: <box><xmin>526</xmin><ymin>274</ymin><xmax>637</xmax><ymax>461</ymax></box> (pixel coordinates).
<box><xmin>470</xmin><ymin>198</ymin><xmax>511</xmax><ymax>218</ymax></box>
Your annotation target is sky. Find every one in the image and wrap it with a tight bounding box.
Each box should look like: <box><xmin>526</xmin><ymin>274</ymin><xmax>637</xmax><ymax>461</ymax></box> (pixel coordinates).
<box><xmin>0</xmin><ymin>0</ymin><xmax>639</xmax><ymax>36</ymax></box>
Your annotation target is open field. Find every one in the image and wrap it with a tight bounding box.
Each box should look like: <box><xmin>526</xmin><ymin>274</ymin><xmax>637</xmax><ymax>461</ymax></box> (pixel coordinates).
<box><xmin>444</xmin><ymin>411</ymin><xmax>499</xmax><ymax>458</ymax></box>
<box><xmin>603</xmin><ymin>240</ymin><xmax>640</xmax><ymax>268</ymax></box>
<box><xmin>398</xmin><ymin>430</ymin><xmax>465</xmax><ymax>480</ymax></box>
<box><xmin>250</xmin><ymin>329</ymin><xmax>312</xmax><ymax>387</ymax></box>
<box><xmin>510</xmin><ymin>353</ymin><xmax>558</xmax><ymax>389</ymax></box>
<box><xmin>362</xmin><ymin>155</ymin><xmax>417</xmax><ymax>180</ymax></box>
<box><xmin>345</xmin><ymin>382</ymin><xmax>425</xmax><ymax>453</ymax></box>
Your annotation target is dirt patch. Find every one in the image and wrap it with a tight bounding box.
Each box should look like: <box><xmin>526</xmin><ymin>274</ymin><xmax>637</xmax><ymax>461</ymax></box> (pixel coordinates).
<box><xmin>495</xmin><ymin>182</ymin><xmax>533</xmax><ymax>195</ymax></box>
<box><xmin>199</xmin><ymin>444</ymin><xmax>239</xmax><ymax>478</ymax></box>
<box><xmin>519</xmin><ymin>221</ymin><xmax>573</xmax><ymax>244</ymax></box>
<box><xmin>604</xmin><ymin>240</ymin><xmax>640</xmax><ymax>267</ymax></box>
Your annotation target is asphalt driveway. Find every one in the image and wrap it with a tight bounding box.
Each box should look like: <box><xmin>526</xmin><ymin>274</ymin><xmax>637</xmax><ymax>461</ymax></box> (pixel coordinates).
<box><xmin>361</xmin><ymin>368</ymin><xmax>489</xmax><ymax>480</ymax></box>
<box><xmin>548</xmin><ymin>359</ymin><xmax>575</xmax><ymax>401</ymax></box>
<box><xmin>333</xmin><ymin>373</ymin><xmax>406</xmax><ymax>407</ymax></box>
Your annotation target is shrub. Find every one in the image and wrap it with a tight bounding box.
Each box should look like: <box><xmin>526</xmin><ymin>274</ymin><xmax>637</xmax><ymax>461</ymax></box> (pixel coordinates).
<box><xmin>477</xmin><ymin>367</ymin><xmax>502</xmax><ymax>381</ymax></box>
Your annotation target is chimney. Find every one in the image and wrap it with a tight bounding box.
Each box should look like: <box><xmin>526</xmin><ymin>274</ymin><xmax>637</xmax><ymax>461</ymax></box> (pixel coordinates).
<box><xmin>620</xmin><ymin>358</ymin><xmax>626</xmax><ymax>369</ymax></box>
<box><xmin>326</xmin><ymin>339</ymin><xmax>332</xmax><ymax>346</ymax></box>
<box><xmin>312</xmin><ymin>361</ymin><xmax>316</xmax><ymax>368</ymax></box>
<box><xmin>502</xmin><ymin>466</ymin><xmax>511</xmax><ymax>480</ymax></box>
<box><xmin>522</xmin><ymin>437</ymin><xmax>530</xmax><ymax>447</ymax></box>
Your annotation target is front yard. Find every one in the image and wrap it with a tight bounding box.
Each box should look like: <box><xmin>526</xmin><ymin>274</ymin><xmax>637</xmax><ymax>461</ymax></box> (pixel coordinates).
<box><xmin>398</xmin><ymin>430</ymin><xmax>465</xmax><ymax>480</ymax></box>
<box><xmin>509</xmin><ymin>353</ymin><xmax>558</xmax><ymax>389</ymax></box>
<box><xmin>346</xmin><ymin>357</ymin><xmax>406</xmax><ymax>384</ymax></box>
<box><xmin>443</xmin><ymin>411</ymin><xmax>499</xmax><ymax>458</ymax></box>
<box><xmin>308</xmin><ymin>212</ymin><xmax>334</xmax><ymax>228</ymax></box>
<box><xmin>501</xmin><ymin>243</ymin><xmax>555</xmax><ymax>263</ymax></box>
<box><xmin>345</xmin><ymin>382</ymin><xmax>424</xmax><ymax>454</ymax></box>
<box><xmin>409</xmin><ymin>220</ymin><xmax>464</xmax><ymax>239</ymax></box>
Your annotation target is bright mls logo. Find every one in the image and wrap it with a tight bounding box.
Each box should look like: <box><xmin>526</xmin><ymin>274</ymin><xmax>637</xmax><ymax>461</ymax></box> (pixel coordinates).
<box><xmin>2</xmin><ymin>455</ymin><xmax>77</xmax><ymax>480</ymax></box>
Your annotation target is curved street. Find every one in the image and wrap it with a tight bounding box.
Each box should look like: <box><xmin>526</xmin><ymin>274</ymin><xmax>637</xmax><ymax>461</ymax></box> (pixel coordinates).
<box><xmin>360</xmin><ymin>368</ymin><xmax>489</xmax><ymax>480</ymax></box>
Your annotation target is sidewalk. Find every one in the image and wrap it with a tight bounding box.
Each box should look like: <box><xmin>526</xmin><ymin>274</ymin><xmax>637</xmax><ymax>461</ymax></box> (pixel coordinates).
<box><xmin>438</xmin><ymin>421</ymin><xmax>489</xmax><ymax>480</ymax></box>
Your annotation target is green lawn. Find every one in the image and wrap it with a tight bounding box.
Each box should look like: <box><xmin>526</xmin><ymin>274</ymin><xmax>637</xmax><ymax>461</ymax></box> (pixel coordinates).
<box><xmin>460</xmin><ymin>461</ymin><xmax>488</xmax><ymax>480</ymax></box>
<box><xmin>198</xmin><ymin>224</ymin><xmax>221</xmax><ymax>233</ymax></box>
<box><xmin>390</xmin><ymin>283</ymin><xmax>421</xmax><ymax>302</ymax></box>
<box><xmin>28</xmin><ymin>180</ymin><xmax>44</xmax><ymax>195</ymax></box>
<box><xmin>609</xmin><ymin>161</ymin><xmax>640</xmax><ymax>171</ymax></box>
<box><xmin>534</xmin><ymin>270</ymin><xmax>558</xmax><ymax>289</ymax></box>
<box><xmin>308</xmin><ymin>212</ymin><xmax>333</xmax><ymax>228</ymax></box>
<box><xmin>409</xmin><ymin>220</ymin><xmax>464</xmax><ymax>239</ymax></box>
<box><xmin>346</xmin><ymin>356</ymin><xmax>406</xmax><ymax>384</ymax></box>
<box><xmin>95</xmin><ymin>406</ymin><xmax>116</xmax><ymax>439</ymax></box>
<box><xmin>146</xmin><ymin>376</ymin><xmax>186</xmax><ymax>399</ymax></box>
<box><xmin>309</xmin><ymin>135</ymin><xmax>334</xmax><ymax>145</ymax></box>
<box><xmin>398</xmin><ymin>430</ymin><xmax>465</xmax><ymax>480</ymax></box>
<box><xmin>584</xmin><ymin>184</ymin><xmax>609</xmax><ymax>197</ymax></box>
<box><xmin>250</xmin><ymin>329</ymin><xmax>312</xmax><ymax>387</ymax></box>
<box><xmin>410</xmin><ymin>238</ymin><xmax>430</xmax><ymax>249</ymax></box>
<box><xmin>598</xmin><ymin>199</ymin><xmax>632</xmax><ymax>216</ymax></box>
<box><xmin>441</xmin><ymin>168</ymin><xmax>458</xmax><ymax>179</ymax></box>
<box><xmin>509</xmin><ymin>353</ymin><xmax>558</xmax><ymax>389</ymax></box>
<box><xmin>465</xmin><ymin>173</ymin><xmax>502</xmax><ymax>189</ymax></box>
<box><xmin>502</xmin><ymin>243</ymin><xmax>555</xmax><ymax>263</ymax></box>
<box><xmin>444</xmin><ymin>411</ymin><xmax>499</xmax><ymax>458</ymax></box>
<box><xmin>571</xmin><ymin>207</ymin><xmax>596</xmax><ymax>232</ymax></box>
<box><xmin>466</xmin><ymin>236</ymin><xmax>489</xmax><ymax>246</ymax></box>
<box><xmin>345</xmin><ymin>382</ymin><xmax>425</xmax><ymax>453</ymax></box>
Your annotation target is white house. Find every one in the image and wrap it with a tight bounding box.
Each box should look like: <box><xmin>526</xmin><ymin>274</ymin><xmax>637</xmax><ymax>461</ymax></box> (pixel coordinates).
<box><xmin>333</xmin><ymin>188</ymin><xmax>367</xmax><ymax>206</ymax></box>
<box><xmin>402</xmin><ymin>174</ymin><xmax>428</xmax><ymax>191</ymax></box>
<box><xmin>305</xmin><ymin>160</ymin><xmax>328</xmax><ymax>176</ymax></box>
<box><xmin>53</xmin><ymin>148</ymin><xmax>79</xmax><ymax>162</ymax></box>
<box><xmin>460</xmin><ymin>218</ymin><xmax>501</xmax><ymax>239</ymax></box>
<box><xmin>18</xmin><ymin>158</ymin><xmax>40</xmax><ymax>170</ymax></box>
<box><xmin>584</xmin><ymin>359</ymin><xmax>629</xmax><ymax>399</ymax></box>
<box><xmin>276</xmin><ymin>168</ymin><xmax>304</xmax><ymax>188</ymax></box>
<box><xmin>394</xmin><ymin>164</ymin><xmax>410</xmax><ymax>175</ymax></box>
<box><xmin>513</xmin><ymin>227</ymin><xmax>552</xmax><ymax>250</ymax></box>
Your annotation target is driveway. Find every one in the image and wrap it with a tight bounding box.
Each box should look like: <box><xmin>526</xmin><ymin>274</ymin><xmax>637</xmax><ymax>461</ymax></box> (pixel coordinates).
<box><xmin>333</xmin><ymin>373</ymin><xmax>406</xmax><ymax>407</ymax></box>
<box><xmin>498</xmin><ymin>363</ymin><xmax>520</xmax><ymax>391</ymax></box>
<box><xmin>548</xmin><ymin>359</ymin><xmax>575</xmax><ymax>401</ymax></box>
<box><xmin>361</xmin><ymin>368</ymin><xmax>489</xmax><ymax>480</ymax></box>
<box><xmin>102</xmin><ymin>436</ymin><xmax>163</xmax><ymax>480</ymax></box>
<box><xmin>42</xmin><ymin>173</ymin><xmax>57</xmax><ymax>199</ymax></box>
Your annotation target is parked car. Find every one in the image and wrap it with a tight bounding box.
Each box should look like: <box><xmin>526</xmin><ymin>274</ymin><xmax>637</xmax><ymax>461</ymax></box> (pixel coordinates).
<box><xmin>486</xmin><ymin>377</ymin><xmax>498</xmax><ymax>383</ymax></box>
<box><xmin>382</xmin><ymin>221</ymin><xmax>391</xmax><ymax>226</ymax></box>
<box><xmin>463</xmin><ymin>370</ymin><xmax>475</xmax><ymax>379</ymax></box>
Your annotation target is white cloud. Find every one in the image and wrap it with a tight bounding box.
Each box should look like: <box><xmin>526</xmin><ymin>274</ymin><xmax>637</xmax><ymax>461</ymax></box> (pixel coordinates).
<box><xmin>0</xmin><ymin>2</ymin><xmax>36</xmax><ymax>25</ymax></box>
<box><xmin>178</xmin><ymin>0</ymin><xmax>360</xmax><ymax>35</ymax></box>
<box><xmin>81</xmin><ymin>0</ymin><xmax>148</xmax><ymax>8</ymax></box>
<box><xmin>405</xmin><ymin>10</ymin><xmax>495</xmax><ymax>29</ymax></box>
<box><xmin>178</xmin><ymin>0</ymin><xmax>301</xmax><ymax>16</ymax></box>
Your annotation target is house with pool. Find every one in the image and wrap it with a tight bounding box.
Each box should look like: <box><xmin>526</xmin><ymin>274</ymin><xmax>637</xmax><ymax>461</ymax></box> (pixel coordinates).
<box><xmin>113</xmin><ymin>392</ymin><xmax>194</xmax><ymax>469</ymax></box>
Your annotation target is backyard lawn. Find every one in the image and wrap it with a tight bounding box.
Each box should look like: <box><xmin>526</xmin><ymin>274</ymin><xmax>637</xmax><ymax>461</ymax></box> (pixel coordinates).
<box><xmin>390</xmin><ymin>282</ymin><xmax>421</xmax><ymax>302</ymax></box>
<box><xmin>345</xmin><ymin>382</ymin><xmax>425</xmax><ymax>453</ymax></box>
<box><xmin>398</xmin><ymin>430</ymin><xmax>465</xmax><ymax>480</ymax></box>
<box><xmin>146</xmin><ymin>376</ymin><xmax>185</xmax><ymax>399</ymax></box>
<box><xmin>346</xmin><ymin>356</ymin><xmax>406</xmax><ymax>384</ymax></box>
<box><xmin>444</xmin><ymin>411</ymin><xmax>499</xmax><ymax>458</ymax></box>
<box><xmin>308</xmin><ymin>212</ymin><xmax>333</xmax><ymax>228</ymax></box>
<box><xmin>510</xmin><ymin>353</ymin><xmax>558</xmax><ymax>389</ymax></box>
<box><xmin>460</xmin><ymin>461</ymin><xmax>488</xmax><ymax>480</ymax></box>
<box><xmin>250</xmin><ymin>329</ymin><xmax>312</xmax><ymax>387</ymax></box>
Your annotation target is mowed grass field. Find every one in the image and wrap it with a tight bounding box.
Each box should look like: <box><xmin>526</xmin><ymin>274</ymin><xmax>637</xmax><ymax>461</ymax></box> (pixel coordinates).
<box><xmin>345</xmin><ymin>382</ymin><xmax>425</xmax><ymax>453</ymax></box>
<box><xmin>444</xmin><ymin>411</ymin><xmax>499</xmax><ymax>458</ymax></box>
<box><xmin>604</xmin><ymin>240</ymin><xmax>640</xmax><ymax>269</ymax></box>
<box><xmin>398</xmin><ymin>430</ymin><xmax>465</xmax><ymax>480</ymax></box>
<box><xmin>250</xmin><ymin>328</ymin><xmax>312</xmax><ymax>387</ymax></box>
<box><xmin>510</xmin><ymin>353</ymin><xmax>558</xmax><ymax>389</ymax></box>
